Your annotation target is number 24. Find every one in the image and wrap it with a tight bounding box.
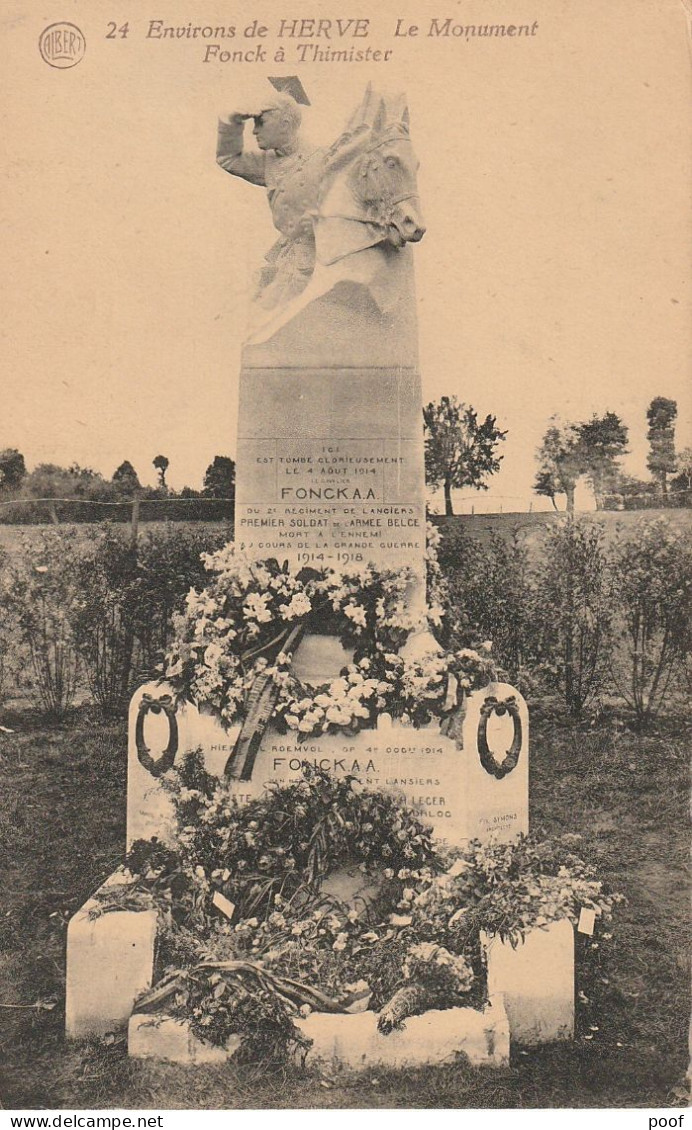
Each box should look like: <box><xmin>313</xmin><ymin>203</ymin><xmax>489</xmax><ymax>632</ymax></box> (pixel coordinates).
<box><xmin>105</xmin><ymin>21</ymin><xmax>129</xmax><ymax>38</ymax></box>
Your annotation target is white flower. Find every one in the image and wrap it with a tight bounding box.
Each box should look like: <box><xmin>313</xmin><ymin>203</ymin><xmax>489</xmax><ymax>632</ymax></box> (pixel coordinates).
<box><xmin>326</xmin><ymin>706</ymin><xmax>350</xmax><ymax>724</ymax></box>
<box><xmin>281</xmin><ymin>592</ymin><xmax>312</xmax><ymax>620</ymax></box>
<box><xmin>203</xmin><ymin>642</ymin><xmax>224</xmax><ymax>666</ymax></box>
<box><xmin>243</xmin><ymin>592</ymin><xmax>273</xmax><ymax>623</ymax></box>
<box><xmin>344</xmin><ymin>602</ymin><xmax>367</xmax><ymax>628</ymax></box>
<box><xmin>427</xmin><ymin>603</ymin><xmax>445</xmax><ymax>627</ymax></box>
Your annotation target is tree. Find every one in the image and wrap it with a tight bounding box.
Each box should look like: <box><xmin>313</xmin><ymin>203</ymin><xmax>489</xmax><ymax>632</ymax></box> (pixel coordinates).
<box><xmin>0</xmin><ymin>448</ymin><xmax>26</xmax><ymax>490</ymax></box>
<box><xmin>112</xmin><ymin>460</ymin><xmax>141</xmax><ymax>496</ymax></box>
<box><xmin>670</xmin><ymin>446</ymin><xmax>692</xmax><ymax>501</ymax></box>
<box><xmin>67</xmin><ymin>464</ymin><xmax>107</xmax><ymax>497</ymax></box>
<box><xmin>153</xmin><ymin>454</ymin><xmax>169</xmax><ymax>490</ymax></box>
<box><xmin>423</xmin><ymin>397</ymin><xmax>506</xmax><ymax>516</ymax></box>
<box><xmin>25</xmin><ymin>463</ymin><xmax>76</xmax><ymax>498</ymax></box>
<box><xmin>533</xmin><ymin>420</ymin><xmax>584</xmax><ymax>514</ymax></box>
<box><xmin>202</xmin><ymin>455</ymin><xmax>236</xmax><ymax>499</ymax></box>
<box><xmin>577</xmin><ymin>412</ymin><xmax>629</xmax><ymax>509</ymax></box>
<box><xmin>646</xmin><ymin>397</ymin><xmax>677</xmax><ymax>496</ymax></box>
<box><xmin>22</xmin><ymin>463</ymin><xmax>81</xmax><ymax>523</ymax></box>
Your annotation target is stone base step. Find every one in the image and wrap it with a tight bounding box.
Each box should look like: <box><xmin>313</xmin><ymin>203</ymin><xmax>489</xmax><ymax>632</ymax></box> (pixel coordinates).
<box><xmin>128</xmin><ymin>995</ymin><xmax>510</xmax><ymax>1069</ymax></box>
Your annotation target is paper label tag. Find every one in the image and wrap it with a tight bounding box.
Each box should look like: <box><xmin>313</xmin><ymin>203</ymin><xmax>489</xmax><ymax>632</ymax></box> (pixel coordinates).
<box><xmin>212</xmin><ymin>891</ymin><xmax>236</xmax><ymax>920</ymax></box>
<box><xmin>577</xmin><ymin>907</ymin><xmax>596</xmax><ymax>935</ymax></box>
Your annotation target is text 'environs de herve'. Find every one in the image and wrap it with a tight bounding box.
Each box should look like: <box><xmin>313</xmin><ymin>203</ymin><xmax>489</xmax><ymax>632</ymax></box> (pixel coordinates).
<box><xmin>145</xmin><ymin>17</ymin><xmax>540</xmax><ymax>43</ymax></box>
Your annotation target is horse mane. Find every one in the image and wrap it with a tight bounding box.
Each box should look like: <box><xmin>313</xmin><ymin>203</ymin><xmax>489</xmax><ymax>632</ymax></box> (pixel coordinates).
<box><xmin>322</xmin><ymin>86</ymin><xmax>410</xmax><ymax>183</ymax></box>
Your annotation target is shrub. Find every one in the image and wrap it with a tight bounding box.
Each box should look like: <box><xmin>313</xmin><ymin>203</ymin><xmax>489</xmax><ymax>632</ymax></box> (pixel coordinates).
<box><xmin>0</xmin><ymin>544</ymin><xmax>9</xmax><ymax>703</ymax></box>
<box><xmin>608</xmin><ymin>518</ymin><xmax>692</xmax><ymax>727</ymax></box>
<box><xmin>532</xmin><ymin>519</ymin><xmax>613</xmax><ymax>716</ymax></box>
<box><xmin>438</xmin><ymin>524</ymin><xmax>539</xmax><ymax>686</ymax></box>
<box><xmin>132</xmin><ymin>525</ymin><xmax>229</xmax><ymax>677</ymax></box>
<box><xmin>69</xmin><ymin>524</ymin><xmax>231</xmax><ymax>714</ymax></box>
<box><xmin>70</xmin><ymin>528</ymin><xmax>141</xmax><ymax>715</ymax></box>
<box><xmin>0</xmin><ymin>530</ymin><xmax>82</xmax><ymax>717</ymax></box>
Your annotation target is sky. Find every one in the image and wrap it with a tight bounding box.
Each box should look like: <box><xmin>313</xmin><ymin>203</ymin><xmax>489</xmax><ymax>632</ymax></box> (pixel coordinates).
<box><xmin>1</xmin><ymin>0</ymin><xmax>690</xmax><ymax>512</ymax></box>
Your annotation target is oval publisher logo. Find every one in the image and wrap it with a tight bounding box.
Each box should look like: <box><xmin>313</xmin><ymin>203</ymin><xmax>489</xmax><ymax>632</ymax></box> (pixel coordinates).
<box><xmin>39</xmin><ymin>22</ymin><xmax>86</xmax><ymax>68</ymax></box>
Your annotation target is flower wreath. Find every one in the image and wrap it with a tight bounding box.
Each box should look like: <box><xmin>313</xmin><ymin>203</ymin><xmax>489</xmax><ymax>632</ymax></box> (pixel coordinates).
<box><xmin>162</xmin><ymin>532</ymin><xmax>494</xmax><ymax>740</ymax></box>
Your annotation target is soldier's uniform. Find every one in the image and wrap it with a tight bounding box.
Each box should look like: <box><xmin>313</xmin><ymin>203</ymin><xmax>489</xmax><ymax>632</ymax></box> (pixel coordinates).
<box><xmin>216</xmin><ymin>116</ymin><xmax>325</xmax><ymax>310</ymax></box>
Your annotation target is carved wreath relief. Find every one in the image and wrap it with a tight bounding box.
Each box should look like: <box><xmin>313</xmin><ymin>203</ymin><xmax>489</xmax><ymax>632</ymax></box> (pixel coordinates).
<box><xmin>135</xmin><ymin>693</ymin><xmax>179</xmax><ymax>778</ymax></box>
<box><xmin>477</xmin><ymin>694</ymin><xmax>523</xmax><ymax>780</ymax></box>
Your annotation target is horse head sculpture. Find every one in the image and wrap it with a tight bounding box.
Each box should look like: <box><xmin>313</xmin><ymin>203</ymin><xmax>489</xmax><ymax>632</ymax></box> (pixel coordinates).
<box><xmin>317</xmin><ymin>85</ymin><xmax>425</xmax><ymax>265</ymax></box>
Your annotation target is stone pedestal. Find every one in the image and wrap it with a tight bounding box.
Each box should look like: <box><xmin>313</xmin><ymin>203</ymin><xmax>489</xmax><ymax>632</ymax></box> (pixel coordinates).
<box><xmin>65</xmin><ymin>869</ymin><xmax>156</xmax><ymax>1039</ymax></box>
<box><xmin>126</xmin><ymin>688</ymin><xmax>239</xmax><ymax>849</ymax></box>
<box><xmin>482</xmin><ymin>920</ymin><xmax>575</xmax><ymax>1044</ymax></box>
<box><xmin>125</xmin><ymin>680</ymin><xmax>528</xmax><ymax>852</ymax></box>
<box><xmin>456</xmin><ymin>683</ymin><xmax>529</xmax><ymax>842</ymax></box>
<box><xmin>234</xmin><ymin>243</ymin><xmax>428</xmax><ymax>642</ymax></box>
<box><xmin>235</xmin><ymin>364</ymin><xmax>426</xmax><ymax>584</ymax></box>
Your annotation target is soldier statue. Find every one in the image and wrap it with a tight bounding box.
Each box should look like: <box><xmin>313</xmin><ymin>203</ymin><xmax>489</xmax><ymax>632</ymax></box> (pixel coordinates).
<box><xmin>216</xmin><ymin>93</ymin><xmax>325</xmax><ymax>312</ymax></box>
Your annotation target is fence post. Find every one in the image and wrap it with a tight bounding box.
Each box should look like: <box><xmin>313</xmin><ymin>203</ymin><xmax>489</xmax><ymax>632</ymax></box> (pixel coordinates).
<box><xmin>130</xmin><ymin>495</ymin><xmax>140</xmax><ymax>547</ymax></box>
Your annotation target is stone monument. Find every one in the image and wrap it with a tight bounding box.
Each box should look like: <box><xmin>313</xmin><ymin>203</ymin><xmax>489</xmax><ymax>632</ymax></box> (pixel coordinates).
<box><xmin>123</xmin><ymin>81</ymin><xmax>530</xmax><ymax>852</ymax></box>
<box><xmin>223</xmin><ymin>84</ymin><xmax>428</xmax><ymax>593</ymax></box>
<box><xmin>64</xmin><ymin>84</ymin><xmax>573</xmax><ymax>1061</ymax></box>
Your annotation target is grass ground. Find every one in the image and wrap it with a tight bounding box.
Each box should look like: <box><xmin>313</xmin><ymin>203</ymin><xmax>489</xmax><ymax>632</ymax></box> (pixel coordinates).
<box><xmin>436</xmin><ymin>507</ymin><xmax>692</xmax><ymax>553</ymax></box>
<box><xmin>0</xmin><ymin>522</ymin><xmax>234</xmax><ymax>554</ymax></box>
<box><xmin>0</xmin><ymin>701</ymin><xmax>689</xmax><ymax>1110</ymax></box>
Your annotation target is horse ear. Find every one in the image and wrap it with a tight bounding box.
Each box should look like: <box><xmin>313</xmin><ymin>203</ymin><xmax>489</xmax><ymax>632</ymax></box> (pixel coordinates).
<box><xmin>347</xmin><ymin>81</ymin><xmax>375</xmax><ymax>129</ymax></box>
<box><xmin>384</xmin><ymin>92</ymin><xmax>409</xmax><ymax>132</ymax></box>
<box><xmin>372</xmin><ymin>97</ymin><xmax>387</xmax><ymax>135</ymax></box>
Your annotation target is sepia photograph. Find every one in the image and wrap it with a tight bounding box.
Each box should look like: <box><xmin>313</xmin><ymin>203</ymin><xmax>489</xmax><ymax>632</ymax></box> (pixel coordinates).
<box><xmin>0</xmin><ymin>0</ymin><xmax>690</xmax><ymax>1115</ymax></box>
